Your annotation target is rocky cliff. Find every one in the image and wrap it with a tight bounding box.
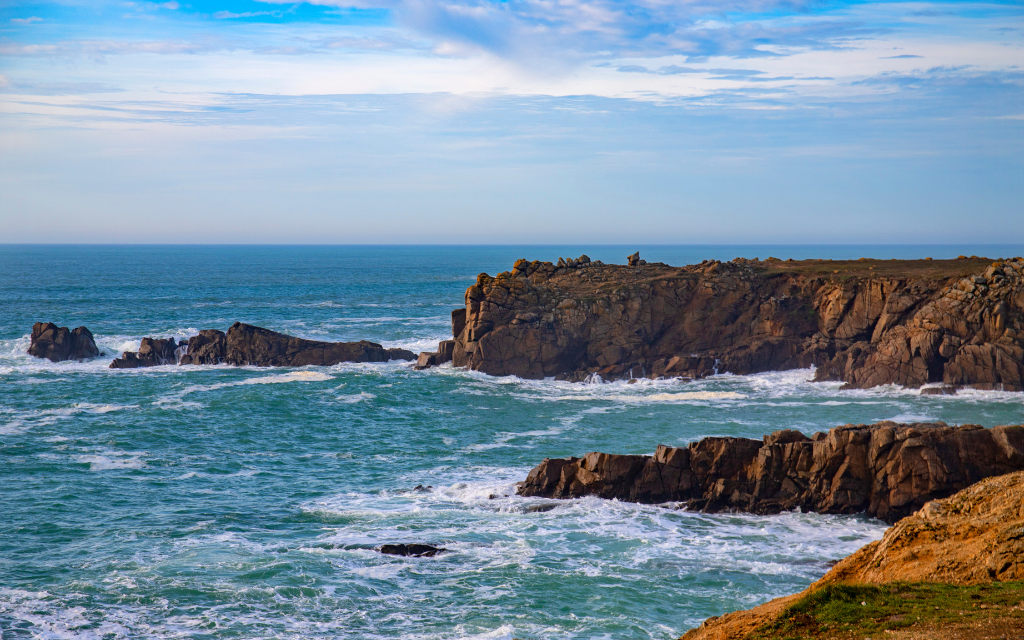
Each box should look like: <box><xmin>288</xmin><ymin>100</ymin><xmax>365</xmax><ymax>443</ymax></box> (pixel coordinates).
<box><xmin>418</xmin><ymin>254</ymin><xmax>1024</xmax><ymax>390</ymax></box>
<box><xmin>106</xmin><ymin>322</ymin><xmax>416</xmax><ymax>368</ymax></box>
<box><xmin>28</xmin><ymin>322</ymin><xmax>101</xmax><ymax>362</ymax></box>
<box><xmin>517</xmin><ymin>421</ymin><xmax>1024</xmax><ymax>523</ymax></box>
<box><xmin>680</xmin><ymin>469</ymin><xmax>1024</xmax><ymax>640</ymax></box>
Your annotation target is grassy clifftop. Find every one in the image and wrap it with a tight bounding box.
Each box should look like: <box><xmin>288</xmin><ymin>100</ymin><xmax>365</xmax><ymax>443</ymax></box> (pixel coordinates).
<box><xmin>682</xmin><ymin>470</ymin><xmax>1024</xmax><ymax>640</ymax></box>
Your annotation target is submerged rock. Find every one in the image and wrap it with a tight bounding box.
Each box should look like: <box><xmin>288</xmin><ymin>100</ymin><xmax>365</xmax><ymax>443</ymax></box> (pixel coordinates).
<box><xmin>28</xmin><ymin>322</ymin><xmax>100</xmax><ymax>362</ymax></box>
<box><xmin>422</xmin><ymin>254</ymin><xmax>1024</xmax><ymax>390</ymax></box>
<box><xmin>517</xmin><ymin>421</ymin><xmax>1024</xmax><ymax>523</ymax></box>
<box><xmin>110</xmin><ymin>336</ymin><xmax>184</xmax><ymax>369</ymax></box>
<box><xmin>378</xmin><ymin>543</ymin><xmax>446</xmax><ymax>557</ymax></box>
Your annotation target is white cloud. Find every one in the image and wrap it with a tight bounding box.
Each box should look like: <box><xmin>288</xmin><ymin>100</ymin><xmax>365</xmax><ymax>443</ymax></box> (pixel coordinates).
<box><xmin>11</xmin><ymin>17</ymin><xmax>44</xmax><ymax>25</ymax></box>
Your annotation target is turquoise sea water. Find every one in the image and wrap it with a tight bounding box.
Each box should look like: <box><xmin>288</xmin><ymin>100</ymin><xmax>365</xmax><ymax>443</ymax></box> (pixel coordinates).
<box><xmin>2</xmin><ymin>245</ymin><xmax>1023</xmax><ymax>639</ymax></box>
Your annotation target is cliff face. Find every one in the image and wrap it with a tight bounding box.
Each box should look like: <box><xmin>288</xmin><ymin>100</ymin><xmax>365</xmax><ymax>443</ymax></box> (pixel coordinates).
<box><xmin>429</xmin><ymin>255</ymin><xmax>1024</xmax><ymax>390</ymax></box>
<box><xmin>517</xmin><ymin>421</ymin><xmax>1024</xmax><ymax>524</ymax></box>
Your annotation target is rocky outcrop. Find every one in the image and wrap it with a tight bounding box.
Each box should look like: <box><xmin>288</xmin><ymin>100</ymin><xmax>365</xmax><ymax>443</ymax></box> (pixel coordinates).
<box><xmin>28</xmin><ymin>322</ymin><xmax>100</xmax><ymax>362</ymax></box>
<box><xmin>424</xmin><ymin>253</ymin><xmax>1024</xmax><ymax>390</ymax></box>
<box><xmin>680</xmin><ymin>469</ymin><xmax>1024</xmax><ymax>640</ymax></box>
<box><xmin>178</xmin><ymin>329</ymin><xmax>228</xmax><ymax>365</ymax></box>
<box><xmin>103</xmin><ymin>323</ymin><xmax>414</xmax><ymax>368</ymax></box>
<box><xmin>110</xmin><ymin>337</ymin><xmax>184</xmax><ymax>369</ymax></box>
<box><xmin>517</xmin><ymin>421</ymin><xmax>1024</xmax><ymax>523</ymax></box>
<box><xmin>221</xmin><ymin>322</ymin><xmax>396</xmax><ymax>367</ymax></box>
<box><xmin>824</xmin><ymin>469</ymin><xmax>1024</xmax><ymax>585</ymax></box>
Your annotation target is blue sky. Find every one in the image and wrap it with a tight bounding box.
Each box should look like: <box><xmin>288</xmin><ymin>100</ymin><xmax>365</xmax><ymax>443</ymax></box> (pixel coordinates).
<box><xmin>0</xmin><ymin>0</ymin><xmax>1022</xmax><ymax>243</ymax></box>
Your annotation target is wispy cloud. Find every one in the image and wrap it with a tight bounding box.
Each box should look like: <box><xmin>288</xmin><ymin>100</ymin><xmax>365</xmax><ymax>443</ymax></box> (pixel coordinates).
<box><xmin>10</xmin><ymin>16</ymin><xmax>44</xmax><ymax>25</ymax></box>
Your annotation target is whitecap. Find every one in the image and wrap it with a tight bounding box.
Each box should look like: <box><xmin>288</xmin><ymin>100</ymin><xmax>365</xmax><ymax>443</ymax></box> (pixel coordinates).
<box><xmin>75</xmin><ymin>454</ymin><xmax>147</xmax><ymax>471</ymax></box>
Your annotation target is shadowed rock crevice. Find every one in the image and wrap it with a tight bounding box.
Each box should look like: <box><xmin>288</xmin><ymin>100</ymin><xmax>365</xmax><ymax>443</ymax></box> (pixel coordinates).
<box><xmin>517</xmin><ymin>421</ymin><xmax>1024</xmax><ymax>524</ymax></box>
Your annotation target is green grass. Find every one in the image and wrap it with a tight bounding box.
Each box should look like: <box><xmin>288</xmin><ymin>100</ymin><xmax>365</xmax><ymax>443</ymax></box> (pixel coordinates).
<box><xmin>750</xmin><ymin>581</ymin><xmax>1024</xmax><ymax>639</ymax></box>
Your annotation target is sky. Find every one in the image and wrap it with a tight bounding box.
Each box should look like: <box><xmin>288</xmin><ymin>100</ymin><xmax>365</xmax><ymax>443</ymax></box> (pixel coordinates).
<box><xmin>0</xmin><ymin>0</ymin><xmax>1022</xmax><ymax>243</ymax></box>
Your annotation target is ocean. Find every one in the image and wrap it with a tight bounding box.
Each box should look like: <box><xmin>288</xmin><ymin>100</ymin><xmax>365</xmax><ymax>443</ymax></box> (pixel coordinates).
<box><xmin>2</xmin><ymin>244</ymin><xmax>1023</xmax><ymax>639</ymax></box>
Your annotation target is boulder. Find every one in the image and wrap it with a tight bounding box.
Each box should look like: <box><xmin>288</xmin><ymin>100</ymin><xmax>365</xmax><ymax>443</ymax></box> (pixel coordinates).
<box><xmin>110</xmin><ymin>336</ymin><xmax>185</xmax><ymax>369</ymax></box>
<box><xmin>413</xmin><ymin>339</ymin><xmax>456</xmax><ymax>370</ymax></box>
<box><xmin>386</xmin><ymin>348</ymin><xmax>416</xmax><ymax>361</ymax></box>
<box><xmin>517</xmin><ymin>421</ymin><xmax>1024</xmax><ymax>523</ymax></box>
<box><xmin>178</xmin><ymin>329</ymin><xmax>227</xmax><ymax>365</ymax></box>
<box><xmin>28</xmin><ymin>322</ymin><xmax>100</xmax><ymax>362</ymax></box>
<box><xmin>379</xmin><ymin>543</ymin><xmax>446</xmax><ymax>557</ymax></box>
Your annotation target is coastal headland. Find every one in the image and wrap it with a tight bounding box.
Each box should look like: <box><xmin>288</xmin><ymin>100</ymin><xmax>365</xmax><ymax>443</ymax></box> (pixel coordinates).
<box><xmin>418</xmin><ymin>254</ymin><xmax>1024</xmax><ymax>391</ymax></box>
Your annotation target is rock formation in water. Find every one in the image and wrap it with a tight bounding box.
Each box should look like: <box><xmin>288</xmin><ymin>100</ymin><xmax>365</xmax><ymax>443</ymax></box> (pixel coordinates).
<box><xmin>220</xmin><ymin>322</ymin><xmax>411</xmax><ymax>367</ymax></box>
<box><xmin>177</xmin><ymin>329</ymin><xmax>229</xmax><ymax>365</ymax></box>
<box><xmin>113</xmin><ymin>322</ymin><xmax>417</xmax><ymax>368</ymax></box>
<box><xmin>28</xmin><ymin>322</ymin><xmax>101</xmax><ymax>362</ymax></box>
<box><xmin>517</xmin><ymin>421</ymin><xmax>1024</xmax><ymax>524</ymax></box>
<box><xmin>378</xmin><ymin>543</ymin><xmax>446</xmax><ymax>557</ymax></box>
<box><xmin>418</xmin><ymin>253</ymin><xmax>1024</xmax><ymax>390</ymax></box>
<box><xmin>110</xmin><ymin>336</ymin><xmax>185</xmax><ymax>369</ymax></box>
<box><xmin>680</xmin><ymin>469</ymin><xmax>1024</xmax><ymax>639</ymax></box>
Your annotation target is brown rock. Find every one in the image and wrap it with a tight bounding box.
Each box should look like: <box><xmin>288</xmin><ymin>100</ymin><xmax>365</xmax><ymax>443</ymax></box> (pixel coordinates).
<box><xmin>681</xmin><ymin>470</ymin><xmax>1024</xmax><ymax>640</ymax></box>
<box><xmin>223</xmin><ymin>322</ymin><xmax>391</xmax><ymax>367</ymax></box>
<box><xmin>28</xmin><ymin>322</ymin><xmax>100</xmax><ymax>362</ymax></box>
<box><xmin>110</xmin><ymin>336</ymin><xmax>184</xmax><ymax>369</ymax></box>
<box><xmin>517</xmin><ymin>422</ymin><xmax>1024</xmax><ymax>523</ymax></box>
<box><xmin>178</xmin><ymin>329</ymin><xmax>227</xmax><ymax>365</ymax></box>
<box><xmin>424</xmin><ymin>255</ymin><xmax>1024</xmax><ymax>389</ymax></box>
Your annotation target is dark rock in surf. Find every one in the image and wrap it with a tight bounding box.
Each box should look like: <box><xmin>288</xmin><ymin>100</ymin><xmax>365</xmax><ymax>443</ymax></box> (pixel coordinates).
<box><xmin>379</xmin><ymin>543</ymin><xmax>446</xmax><ymax>557</ymax></box>
<box><xmin>387</xmin><ymin>348</ymin><xmax>417</xmax><ymax>361</ymax></box>
<box><xmin>517</xmin><ymin>421</ymin><xmax>1024</xmax><ymax>524</ymax></box>
<box><xmin>415</xmin><ymin>339</ymin><xmax>456</xmax><ymax>370</ymax></box>
<box><xmin>110</xmin><ymin>336</ymin><xmax>185</xmax><ymax>369</ymax></box>
<box><xmin>223</xmin><ymin>322</ymin><xmax>393</xmax><ymax>367</ymax></box>
<box><xmin>178</xmin><ymin>329</ymin><xmax>227</xmax><ymax>365</ymax></box>
<box><xmin>28</xmin><ymin>322</ymin><xmax>100</xmax><ymax>362</ymax></box>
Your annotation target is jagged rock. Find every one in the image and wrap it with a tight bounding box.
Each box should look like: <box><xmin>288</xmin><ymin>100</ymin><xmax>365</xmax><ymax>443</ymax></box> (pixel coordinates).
<box><xmin>681</xmin><ymin>470</ymin><xmax>1024</xmax><ymax>639</ymax></box>
<box><xmin>379</xmin><ymin>543</ymin><xmax>446</xmax><ymax>557</ymax></box>
<box><xmin>429</xmin><ymin>255</ymin><xmax>1024</xmax><ymax>389</ymax></box>
<box><xmin>627</xmin><ymin>251</ymin><xmax>640</xmax><ymax>267</ymax></box>
<box><xmin>414</xmin><ymin>339</ymin><xmax>456</xmax><ymax>370</ymax></box>
<box><xmin>222</xmin><ymin>322</ymin><xmax>393</xmax><ymax>367</ymax></box>
<box><xmin>517</xmin><ymin>421</ymin><xmax>1024</xmax><ymax>523</ymax></box>
<box><xmin>28</xmin><ymin>322</ymin><xmax>100</xmax><ymax>362</ymax></box>
<box><xmin>110</xmin><ymin>336</ymin><xmax>184</xmax><ymax>369</ymax></box>
<box><xmin>178</xmin><ymin>329</ymin><xmax>227</xmax><ymax>365</ymax></box>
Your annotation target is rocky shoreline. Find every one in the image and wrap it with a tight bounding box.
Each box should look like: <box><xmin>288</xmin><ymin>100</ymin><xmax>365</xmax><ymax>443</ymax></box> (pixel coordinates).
<box><xmin>681</xmin><ymin>470</ymin><xmax>1024</xmax><ymax>639</ymax></box>
<box><xmin>417</xmin><ymin>253</ymin><xmax>1024</xmax><ymax>391</ymax></box>
<box><xmin>517</xmin><ymin>421</ymin><xmax>1024</xmax><ymax>523</ymax></box>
